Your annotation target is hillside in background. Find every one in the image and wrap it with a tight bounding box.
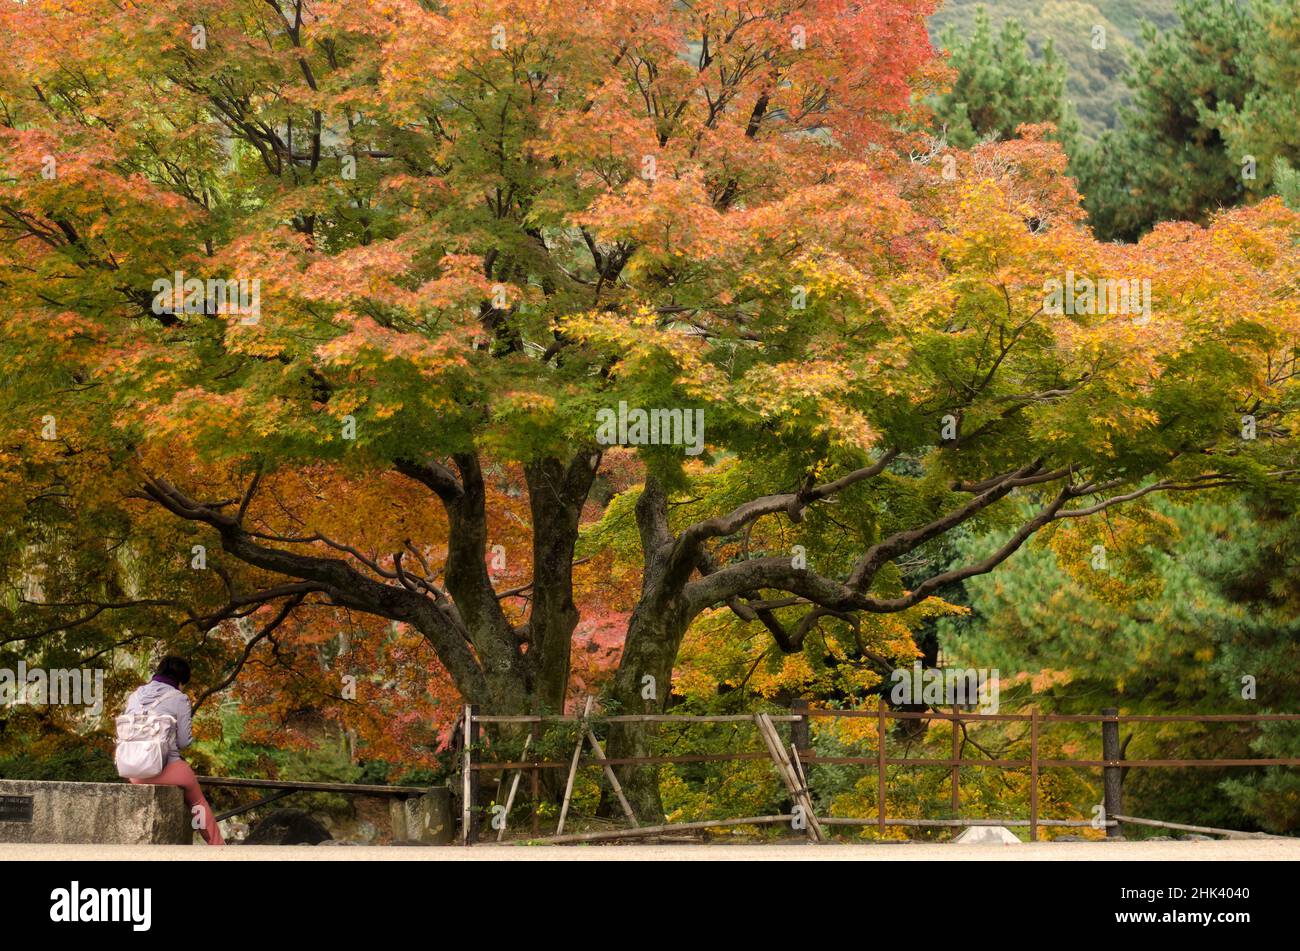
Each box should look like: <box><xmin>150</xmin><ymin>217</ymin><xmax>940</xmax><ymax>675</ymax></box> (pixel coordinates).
<box><xmin>929</xmin><ymin>0</ymin><xmax>1179</xmax><ymax>136</ymax></box>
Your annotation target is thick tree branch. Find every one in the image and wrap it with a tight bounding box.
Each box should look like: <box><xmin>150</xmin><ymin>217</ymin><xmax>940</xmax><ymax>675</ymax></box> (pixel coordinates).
<box><xmin>191</xmin><ymin>592</ymin><xmax>304</xmax><ymax>715</ymax></box>
<box><xmin>669</xmin><ymin>448</ymin><xmax>901</xmax><ymax>580</ymax></box>
<box><xmin>134</xmin><ymin>473</ymin><xmax>490</xmax><ymax>701</ymax></box>
<box><xmin>847</xmin><ymin>461</ymin><xmax>1049</xmax><ymax>589</ymax></box>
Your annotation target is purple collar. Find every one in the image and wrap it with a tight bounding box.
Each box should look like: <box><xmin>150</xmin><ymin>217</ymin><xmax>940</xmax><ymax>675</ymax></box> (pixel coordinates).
<box><xmin>151</xmin><ymin>674</ymin><xmax>180</xmax><ymax>689</ymax></box>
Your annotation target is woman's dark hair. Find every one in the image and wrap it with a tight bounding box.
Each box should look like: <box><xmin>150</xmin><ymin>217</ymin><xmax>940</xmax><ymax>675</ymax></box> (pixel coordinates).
<box><xmin>156</xmin><ymin>655</ymin><xmax>191</xmax><ymax>686</ymax></box>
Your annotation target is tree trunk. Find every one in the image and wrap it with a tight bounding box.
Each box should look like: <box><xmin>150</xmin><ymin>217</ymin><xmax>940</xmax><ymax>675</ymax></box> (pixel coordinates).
<box><xmin>596</xmin><ymin>477</ymin><xmax>696</xmax><ymax>821</ymax></box>
<box><xmin>524</xmin><ymin>454</ymin><xmax>598</xmax><ymax>714</ymax></box>
<box><xmin>603</xmin><ymin>585</ymin><xmax>691</xmax><ymax>822</ymax></box>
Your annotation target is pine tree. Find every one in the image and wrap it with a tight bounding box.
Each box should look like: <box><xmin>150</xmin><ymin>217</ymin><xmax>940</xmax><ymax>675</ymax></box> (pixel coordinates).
<box><xmin>944</xmin><ymin>493</ymin><xmax>1300</xmax><ymax>833</ymax></box>
<box><xmin>931</xmin><ymin>7</ymin><xmax>1077</xmax><ymax>150</ymax></box>
<box><xmin>1207</xmin><ymin>0</ymin><xmax>1300</xmax><ymax>202</ymax></box>
<box><xmin>1077</xmin><ymin>0</ymin><xmax>1253</xmax><ymax>241</ymax></box>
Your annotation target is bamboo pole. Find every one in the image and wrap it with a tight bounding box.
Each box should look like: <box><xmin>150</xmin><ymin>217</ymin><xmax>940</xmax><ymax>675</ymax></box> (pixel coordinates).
<box><xmin>584</xmin><ymin>719</ymin><xmax>639</xmax><ymax>827</ymax></box>
<box><xmin>1112</xmin><ymin>815</ymin><xmax>1284</xmax><ymax>840</ymax></box>
<box><xmin>754</xmin><ymin>713</ymin><xmax>823</xmax><ymax>842</ymax></box>
<box><xmin>788</xmin><ymin>743</ymin><xmax>823</xmax><ymax>841</ymax></box>
<box><xmin>496</xmin><ymin>733</ymin><xmax>531</xmax><ymax>842</ymax></box>
<box><xmin>555</xmin><ymin>696</ymin><xmax>592</xmax><ymax>836</ymax></box>
<box><xmin>460</xmin><ymin>704</ymin><xmax>472</xmax><ymax>846</ymax></box>
<box><xmin>821</xmin><ymin>817</ymin><xmax>1114</xmax><ymax>827</ymax></box>
<box><xmin>509</xmin><ymin>815</ymin><xmax>794</xmax><ymax>845</ymax></box>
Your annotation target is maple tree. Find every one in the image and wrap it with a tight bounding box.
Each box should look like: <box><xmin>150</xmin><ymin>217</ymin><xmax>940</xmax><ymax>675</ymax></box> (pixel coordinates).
<box><xmin>2</xmin><ymin>0</ymin><xmax>1299</xmax><ymax>819</ymax></box>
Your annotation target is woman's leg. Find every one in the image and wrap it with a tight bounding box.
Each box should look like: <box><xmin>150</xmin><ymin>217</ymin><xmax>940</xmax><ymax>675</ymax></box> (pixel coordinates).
<box><xmin>130</xmin><ymin>760</ymin><xmax>226</xmax><ymax>845</ymax></box>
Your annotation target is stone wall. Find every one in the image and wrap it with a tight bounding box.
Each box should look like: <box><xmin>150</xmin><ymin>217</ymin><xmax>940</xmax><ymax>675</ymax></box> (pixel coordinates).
<box><xmin>0</xmin><ymin>779</ymin><xmax>192</xmax><ymax>845</ymax></box>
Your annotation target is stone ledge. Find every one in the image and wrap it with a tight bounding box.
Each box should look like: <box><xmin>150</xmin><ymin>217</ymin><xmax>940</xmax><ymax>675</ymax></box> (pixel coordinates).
<box><xmin>0</xmin><ymin>778</ymin><xmax>192</xmax><ymax>845</ymax></box>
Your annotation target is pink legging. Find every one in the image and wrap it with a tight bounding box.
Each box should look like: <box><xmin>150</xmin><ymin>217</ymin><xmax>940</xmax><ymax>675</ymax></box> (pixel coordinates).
<box><xmin>131</xmin><ymin>760</ymin><xmax>225</xmax><ymax>845</ymax></box>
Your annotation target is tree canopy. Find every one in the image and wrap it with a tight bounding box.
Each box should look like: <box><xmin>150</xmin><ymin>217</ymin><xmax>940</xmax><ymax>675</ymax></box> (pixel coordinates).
<box><xmin>2</xmin><ymin>0</ymin><xmax>1299</xmax><ymax>818</ymax></box>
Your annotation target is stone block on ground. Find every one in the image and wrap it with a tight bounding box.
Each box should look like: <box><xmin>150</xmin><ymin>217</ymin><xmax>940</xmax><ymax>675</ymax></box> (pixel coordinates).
<box><xmin>390</xmin><ymin>787</ymin><xmax>453</xmax><ymax>845</ymax></box>
<box><xmin>0</xmin><ymin>778</ymin><xmax>191</xmax><ymax>845</ymax></box>
<box><xmin>952</xmin><ymin>824</ymin><xmax>1021</xmax><ymax>844</ymax></box>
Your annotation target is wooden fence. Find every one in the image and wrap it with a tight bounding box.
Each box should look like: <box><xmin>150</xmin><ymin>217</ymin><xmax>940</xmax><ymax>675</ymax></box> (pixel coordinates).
<box><xmin>196</xmin><ymin>775</ymin><xmax>430</xmax><ymax>822</ymax></box>
<box><xmin>459</xmin><ymin>700</ymin><xmax>1300</xmax><ymax>845</ymax></box>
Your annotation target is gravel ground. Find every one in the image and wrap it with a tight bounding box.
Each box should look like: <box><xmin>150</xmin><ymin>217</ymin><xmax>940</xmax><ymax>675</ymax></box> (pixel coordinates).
<box><xmin>2</xmin><ymin>839</ymin><xmax>1297</xmax><ymax>860</ymax></box>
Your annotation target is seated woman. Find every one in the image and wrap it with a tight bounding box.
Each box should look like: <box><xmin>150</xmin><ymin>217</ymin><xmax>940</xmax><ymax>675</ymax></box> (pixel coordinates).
<box><xmin>122</xmin><ymin>656</ymin><xmax>225</xmax><ymax>846</ymax></box>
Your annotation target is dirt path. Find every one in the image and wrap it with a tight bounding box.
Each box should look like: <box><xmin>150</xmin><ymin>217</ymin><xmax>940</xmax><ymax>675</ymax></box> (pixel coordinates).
<box><xmin>3</xmin><ymin>839</ymin><xmax>1297</xmax><ymax>860</ymax></box>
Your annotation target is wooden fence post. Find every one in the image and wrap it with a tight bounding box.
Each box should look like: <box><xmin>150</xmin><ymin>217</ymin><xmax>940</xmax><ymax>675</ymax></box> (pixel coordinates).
<box><xmin>1102</xmin><ymin>706</ymin><xmax>1123</xmax><ymax>839</ymax></box>
<box><xmin>951</xmin><ymin>704</ymin><xmax>960</xmax><ymax>818</ymax></box>
<box><xmin>1029</xmin><ymin>707</ymin><xmax>1039</xmax><ymax>842</ymax></box>
<box><xmin>465</xmin><ymin>703</ymin><xmax>481</xmax><ymax>845</ymax></box>
<box><xmin>791</xmin><ymin>698</ymin><xmax>811</xmax><ymax>768</ymax></box>
<box><xmin>877</xmin><ymin>696</ymin><xmax>887</xmax><ymax>835</ymax></box>
<box><xmin>529</xmin><ymin>720</ymin><xmax>540</xmax><ymax>838</ymax></box>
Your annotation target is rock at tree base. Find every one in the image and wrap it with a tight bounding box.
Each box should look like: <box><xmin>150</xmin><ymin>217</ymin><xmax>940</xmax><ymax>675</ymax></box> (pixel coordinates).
<box><xmin>244</xmin><ymin>809</ymin><xmax>332</xmax><ymax>845</ymax></box>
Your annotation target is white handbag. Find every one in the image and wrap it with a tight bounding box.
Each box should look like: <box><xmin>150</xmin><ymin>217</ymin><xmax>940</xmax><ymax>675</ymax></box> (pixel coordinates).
<box><xmin>114</xmin><ymin>696</ymin><xmax>177</xmax><ymax>779</ymax></box>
